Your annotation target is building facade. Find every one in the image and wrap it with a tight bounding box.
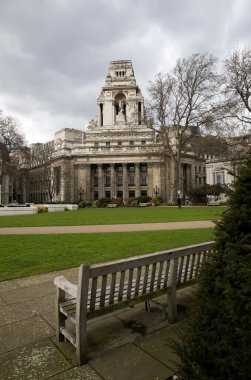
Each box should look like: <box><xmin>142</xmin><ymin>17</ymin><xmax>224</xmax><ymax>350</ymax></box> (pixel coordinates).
<box><xmin>6</xmin><ymin>60</ymin><xmax>207</xmax><ymax>205</ymax></box>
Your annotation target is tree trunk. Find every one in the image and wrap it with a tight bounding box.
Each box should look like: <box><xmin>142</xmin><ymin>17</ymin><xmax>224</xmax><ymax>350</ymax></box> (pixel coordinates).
<box><xmin>169</xmin><ymin>155</ymin><xmax>180</xmax><ymax>205</ymax></box>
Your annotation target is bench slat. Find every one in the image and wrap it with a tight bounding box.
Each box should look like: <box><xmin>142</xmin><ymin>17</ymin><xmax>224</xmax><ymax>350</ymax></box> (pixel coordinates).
<box><xmin>157</xmin><ymin>261</ymin><xmax>164</xmax><ymax>289</ymax></box>
<box><xmin>142</xmin><ymin>265</ymin><xmax>149</xmax><ymax>294</ymax></box>
<box><xmin>150</xmin><ymin>263</ymin><xmax>157</xmax><ymax>292</ymax></box>
<box><xmin>189</xmin><ymin>253</ymin><xmax>196</xmax><ymax>280</ymax></box>
<box><xmin>126</xmin><ymin>268</ymin><xmax>134</xmax><ymax>299</ymax></box>
<box><xmin>109</xmin><ymin>272</ymin><xmax>117</xmax><ymax>305</ymax></box>
<box><xmin>100</xmin><ymin>275</ymin><xmax>107</xmax><ymax>308</ymax></box>
<box><xmin>177</xmin><ymin>256</ymin><xmax>185</xmax><ymax>284</ymax></box>
<box><xmin>135</xmin><ymin>267</ymin><xmax>142</xmax><ymax>297</ymax></box>
<box><xmin>90</xmin><ymin>277</ymin><xmax>98</xmax><ymax>311</ymax></box>
<box><xmin>118</xmin><ymin>270</ymin><xmax>125</xmax><ymax>301</ymax></box>
<box><xmin>60</xmin><ymin>327</ymin><xmax>76</xmax><ymax>347</ymax></box>
<box><xmin>163</xmin><ymin>260</ymin><xmax>170</xmax><ymax>288</ymax></box>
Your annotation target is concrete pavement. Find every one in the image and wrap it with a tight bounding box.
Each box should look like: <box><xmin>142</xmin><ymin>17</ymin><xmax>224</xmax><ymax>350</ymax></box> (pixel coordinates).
<box><xmin>0</xmin><ymin>266</ymin><xmax>197</xmax><ymax>380</ymax></box>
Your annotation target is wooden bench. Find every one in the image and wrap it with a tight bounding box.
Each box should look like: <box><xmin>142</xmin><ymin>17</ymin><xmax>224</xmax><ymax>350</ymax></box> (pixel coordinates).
<box><xmin>107</xmin><ymin>203</ymin><xmax>117</xmax><ymax>208</ymax></box>
<box><xmin>54</xmin><ymin>241</ymin><xmax>214</xmax><ymax>364</ymax></box>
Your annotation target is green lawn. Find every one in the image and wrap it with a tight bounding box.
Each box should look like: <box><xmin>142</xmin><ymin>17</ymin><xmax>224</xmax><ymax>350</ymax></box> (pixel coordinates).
<box><xmin>0</xmin><ymin>206</ymin><xmax>226</xmax><ymax>228</ymax></box>
<box><xmin>0</xmin><ymin>228</ymin><xmax>214</xmax><ymax>281</ymax></box>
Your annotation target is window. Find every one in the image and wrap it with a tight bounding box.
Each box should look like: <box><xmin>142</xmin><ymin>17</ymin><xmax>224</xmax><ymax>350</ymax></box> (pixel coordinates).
<box><xmin>129</xmin><ymin>190</ymin><xmax>135</xmax><ymax>198</ymax></box>
<box><xmin>141</xmin><ymin>164</ymin><xmax>147</xmax><ymax>172</ymax></box>
<box><xmin>116</xmin><ymin>165</ymin><xmax>123</xmax><ymax>173</ymax></box>
<box><xmin>214</xmin><ymin>171</ymin><xmax>224</xmax><ymax>184</ymax></box>
<box><xmin>129</xmin><ymin>141</ymin><xmax>134</xmax><ymax>146</ymax></box>
<box><xmin>128</xmin><ymin>165</ymin><xmax>135</xmax><ymax>173</ymax></box>
<box><xmin>94</xmin><ymin>177</ymin><xmax>98</xmax><ymax>187</ymax></box>
<box><xmin>117</xmin><ymin>175</ymin><xmax>123</xmax><ymax>186</ymax></box>
<box><xmin>129</xmin><ymin>175</ymin><xmax>135</xmax><ymax>186</ymax></box>
<box><xmin>141</xmin><ymin>140</ymin><xmax>146</xmax><ymax>145</ymax></box>
<box><xmin>105</xmin><ymin>166</ymin><xmax>111</xmax><ymax>173</ymax></box>
<box><xmin>118</xmin><ymin>141</ymin><xmax>122</xmax><ymax>146</ymax></box>
<box><xmin>106</xmin><ymin>142</ymin><xmax>110</xmax><ymax>147</ymax></box>
<box><xmin>141</xmin><ymin>190</ymin><xmax>147</xmax><ymax>197</ymax></box>
<box><xmin>105</xmin><ymin>191</ymin><xmax>111</xmax><ymax>199</ymax></box>
<box><xmin>141</xmin><ymin>174</ymin><xmax>147</xmax><ymax>186</ymax></box>
<box><xmin>105</xmin><ymin>176</ymin><xmax>111</xmax><ymax>187</ymax></box>
<box><xmin>117</xmin><ymin>190</ymin><xmax>123</xmax><ymax>198</ymax></box>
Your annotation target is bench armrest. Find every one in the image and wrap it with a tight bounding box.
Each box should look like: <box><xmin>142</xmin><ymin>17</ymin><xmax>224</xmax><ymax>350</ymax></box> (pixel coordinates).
<box><xmin>54</xmin><ymin>275</ymin><xmax>78</xmax><ymax>298</ymax></box>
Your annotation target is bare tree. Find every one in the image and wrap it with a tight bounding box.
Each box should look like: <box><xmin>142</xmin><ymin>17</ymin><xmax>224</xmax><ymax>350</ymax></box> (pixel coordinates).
<box><xmin>223</xmin><ymin>47</ymin><xmax>251</xmax><ymax>130</ymax></box>
<box><xmin>147</xmin><ymin>53</ymin><xmax>220</xmax><ymax>203</ymax></box>
<box><xmin>0</xmin><ymin>113</ymin><xmax>24</xmax><ymax>157</ymax></box>
<box><xmin>41</xmin><ymin>164</ymin><xmax>61</xmax><ymax>202</ymax></box>
<box><xmin>0</xmin><ymin>113</ymin><xmax>25</xmax><ymax>202</ymax></box>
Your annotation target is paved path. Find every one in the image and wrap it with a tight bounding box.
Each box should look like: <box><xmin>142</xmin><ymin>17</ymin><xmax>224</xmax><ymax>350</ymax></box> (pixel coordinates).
<box><xmin>0</xmin><ymin>266</ymin><xmax>196</xmax><ymax>380</ymax></box>
<box><xmin>0</xmin><ymin>220</ymin><xmax>215</xmax><ymax>234</ymax></box>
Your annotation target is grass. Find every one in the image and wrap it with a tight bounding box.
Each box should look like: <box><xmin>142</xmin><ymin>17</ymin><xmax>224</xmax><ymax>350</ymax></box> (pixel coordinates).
<box><xmin>0</xmin><ymin>206</ymin><xmax>226</xmax><ymax>228</ymax></box>
<box><xmin>0</xmin><ymin>228</ymin><xmax>214</xmax><ymax>281</ymax></box>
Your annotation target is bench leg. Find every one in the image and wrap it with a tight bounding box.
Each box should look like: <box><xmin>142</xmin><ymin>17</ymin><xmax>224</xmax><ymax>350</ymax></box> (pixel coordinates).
<box><xmin>76</xmin><ymin>264</ymin><xmax>90</xmax><ymax>365</ymax></box>
<box><xmin>145</xmin><ymin>299</ymin><xmax>151</xmax><ymax>311</ymax></box>
<box><xmin>76</xmin><ymin>322</ymin><xmax>88</xmax><ymax>365</ymax></box>
<box><xmin>167</xmin><ymin>258</ymin><xmax>178</xmax><ymax>323</ymax></box>
<box><xmin>55</xmin><ymin>288</ymin><xmax>66</xmax><ymax>342</ymax></box>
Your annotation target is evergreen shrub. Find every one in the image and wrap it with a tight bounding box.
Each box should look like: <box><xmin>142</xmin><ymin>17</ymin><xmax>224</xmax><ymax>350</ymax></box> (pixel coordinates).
<box><xmin>178</xmin><ymin>150</ymin><xmax>251</xmax><ymax>380</ymax></box>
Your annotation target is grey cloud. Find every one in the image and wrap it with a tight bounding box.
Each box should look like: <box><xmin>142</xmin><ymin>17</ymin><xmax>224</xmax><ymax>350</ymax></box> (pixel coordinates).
<box><xmin>0</xmin><ymin>0</ymin><xmax>250</xmax><ymax>144</ymax></box>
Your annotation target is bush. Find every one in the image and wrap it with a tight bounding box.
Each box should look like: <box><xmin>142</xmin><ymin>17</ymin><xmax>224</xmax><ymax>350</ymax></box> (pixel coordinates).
<box><xmin>136</xmin><ymin>195</ymin><xmax>152</xmax><ymax>203</ymax></box>
<box><xmin>178</xmin><ymin>150</ymin><xmax>251</xmax><ymax>380</ymax></box>
<box><xmin>152</xmin><ymin>195</ymin><xmax>163</xmax><ymax>206</ymax></box>
<box><xmin>189</xmin><ymin>184</ymin><xmax>230</xmax><ymax>204</ymax></box>
<box><xmin>111</xmin><ymin>197</ymin><xmax>123</xmax><ymax>206</ymax></box>
<box><xmin>129</xmin><ymin>199</ymin><xmax>138</xmax><ymax>207</ymax></box>
<box><xmin>36</xmin><ymin>206</ymin><xmax>48</xmax><ymax>213</ymax></box>
<box><xmin>95</xmin><ymin>198</ymin><xmax>110</xmax><ymax>208</ymax></box>
<box><xmin>78</xmin><ymin>200</ymin><xmax>92</xmax><ymax>208</ymax></box>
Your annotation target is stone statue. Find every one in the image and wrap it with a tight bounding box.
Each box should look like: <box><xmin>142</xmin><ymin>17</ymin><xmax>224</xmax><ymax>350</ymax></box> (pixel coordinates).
<box><xmin>87</xmin><ymin>119</ymin><xmax>97</xmax><ymax>130</ymax></box>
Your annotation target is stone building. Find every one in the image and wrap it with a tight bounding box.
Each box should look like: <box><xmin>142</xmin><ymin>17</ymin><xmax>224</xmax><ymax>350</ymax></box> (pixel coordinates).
<box><xmin>9</xmin><ymin>60</ymin><xmax>207</xmax><ymax>205</ymax></box>
<box><xmin>206</xmin><ymin>133</ymin><xmax>251</xmax><ymax>187</ymax></box>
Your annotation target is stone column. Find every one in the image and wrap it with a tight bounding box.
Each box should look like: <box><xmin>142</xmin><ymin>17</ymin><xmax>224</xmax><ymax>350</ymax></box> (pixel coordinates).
<box><xmin>69</xmin><ymin>163</ymin><xmax>75</xmax><ymax>202</ymax></box>
<box><xmin>191</xmin><ymin>164</ymin><xmax>196</xmax><ymax>189</ymax></box>
<box><xmin>77</xmin><ymin>164</ymin><xmax>86</xmax><ymax>201</ymax></box>
<box><xmin>110</xmin><ymin>164</ymin><xmax>115</xmax><ymax>199</ymax></box>
<box><xmin>122</xmin><ymin>163</ymin><xmax>128</xmax><ymax>203</ymax></box>
<box><xmin>85</xmin><ymin>164</ymin><xmax>91</xmax><ymax>201</ymax></box>
<box><xmin>98</xmin><ymin>164</ymin><xmax>104</xmax><ymax>199</ymax></box>
<box><xmin>97</xmin><ymin>104</ymin><xmax>101</xmax><ymax>127</ymax></box>
<box><xmin>135</xmin><ymin>163</ymin><xmax>141</xmax><ymax>197</ymax></box>
<box><xmin>147</xmin><ymin>163</ymin><xmax>153</xmax><ymax>197</ymax></box>
<box><xmin>60</xmin><ymin>163</ymin><xmax>66</xmax><ymax>202</ymax></box>
<box><xmin>186</xmin><ymin>165</ymin><xmax>192</xmax><ymax>193</ymax></box>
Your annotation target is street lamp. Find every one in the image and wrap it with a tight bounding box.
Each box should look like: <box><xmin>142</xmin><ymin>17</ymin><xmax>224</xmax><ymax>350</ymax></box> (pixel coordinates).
<box><xmin>153</xmin><ymin>185</ymin><xmax>159</xmax><ymax>197</ymax></box>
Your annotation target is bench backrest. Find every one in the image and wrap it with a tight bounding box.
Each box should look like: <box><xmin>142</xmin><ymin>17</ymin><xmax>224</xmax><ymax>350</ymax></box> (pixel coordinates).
<box><xmin>79</xmin><ymin>241</ymin><xmax>215</xmax><ymax>313</ymax></box>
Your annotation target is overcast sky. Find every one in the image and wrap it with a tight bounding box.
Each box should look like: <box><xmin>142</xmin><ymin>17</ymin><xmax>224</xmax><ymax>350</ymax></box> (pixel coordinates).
<box><xmin>0</xmin><ymin>0</ymin><xmax>250</xmax><ymax>145</ymax></box>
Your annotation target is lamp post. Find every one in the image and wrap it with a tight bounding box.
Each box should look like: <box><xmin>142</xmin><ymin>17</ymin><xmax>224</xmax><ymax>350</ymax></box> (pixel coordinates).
<box><xmin>153</xmin><ymin>185</ymin><xmax>159</xmax><ymax>198</ymax></box>
<box><xmin>152</xmin><ymin>185</ymin><xmax>159</xmax><ymax>206</ymax></box>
